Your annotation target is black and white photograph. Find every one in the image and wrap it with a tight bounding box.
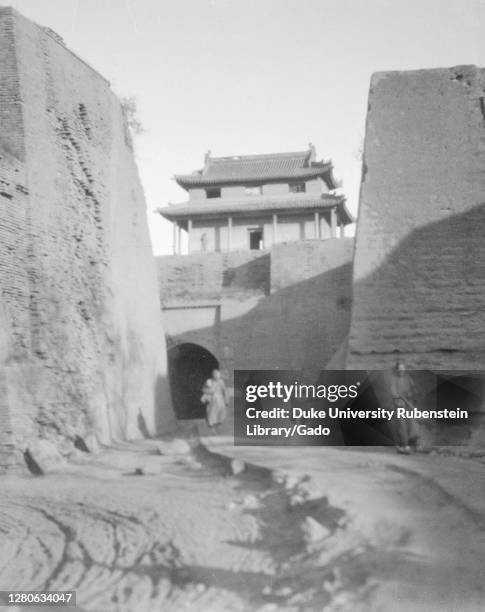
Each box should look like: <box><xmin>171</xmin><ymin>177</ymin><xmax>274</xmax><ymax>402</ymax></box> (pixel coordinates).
<box><xmin>0</xmin><ymin>1</ymin><xmax>484</xmax><ymax>610</ymax></box>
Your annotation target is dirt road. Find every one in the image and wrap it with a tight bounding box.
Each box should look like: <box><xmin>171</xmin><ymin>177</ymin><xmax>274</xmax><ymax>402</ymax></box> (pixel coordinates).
<box><xmin>0</xmin><ymin>438</ymin><xmax>484</xmax><ymax>611</ymax></box>
<box><xmin>206</xmin><ymin>439</ymin><xmax>485</xmax><ymax>612</ymax></box>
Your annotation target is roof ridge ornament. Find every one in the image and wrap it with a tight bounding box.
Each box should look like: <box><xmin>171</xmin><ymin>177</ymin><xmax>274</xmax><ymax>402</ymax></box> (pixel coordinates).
<box><xmin>203</xmin><ymin>150</ymin><xmax>212</xmax><ymax>174</ymax></box>
<box><xmin>308</xmin><ymin>142</ymin><xmax>316</xmax><ymax>164</ymax></box>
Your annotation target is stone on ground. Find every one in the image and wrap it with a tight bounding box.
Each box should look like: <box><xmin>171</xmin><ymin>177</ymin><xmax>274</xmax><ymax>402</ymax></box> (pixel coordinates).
<box><xmin>301</xmin><ymin>516</ymin><xmax>331</xmax><ymax>548</ymax></box>
<box><xmin>24</xmin><ymin>439</ymin><xmax>66</xmax><ymax>474</ymax></box>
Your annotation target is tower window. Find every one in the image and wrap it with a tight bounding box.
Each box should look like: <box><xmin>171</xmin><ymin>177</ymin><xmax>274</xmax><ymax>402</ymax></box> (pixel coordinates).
<box><xmin>289</xmin><ymin>182</ymin><xmax>306</xmax><ymax>193</ymax></box>
<box><xmin>206</xmin><ymin>188</ymin><xmax>221</xmax><ymax>199</ymax></box>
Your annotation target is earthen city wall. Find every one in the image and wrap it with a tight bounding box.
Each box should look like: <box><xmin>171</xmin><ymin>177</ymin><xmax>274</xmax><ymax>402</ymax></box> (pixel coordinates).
<box><xmin>0</xmin><ymin>8</ymin><xmax>173</xmax><ymax>469</ymax></box>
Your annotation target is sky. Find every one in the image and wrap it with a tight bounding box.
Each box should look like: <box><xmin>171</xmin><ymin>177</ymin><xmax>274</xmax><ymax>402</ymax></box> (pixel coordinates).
<box><xmin>5</xmin><ymin>0</ymin><xmax>485</xmax><ymax>253</ymax></box>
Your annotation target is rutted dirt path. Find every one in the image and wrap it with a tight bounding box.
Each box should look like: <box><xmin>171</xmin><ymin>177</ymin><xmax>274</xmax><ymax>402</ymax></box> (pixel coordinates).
<box><xmin>0</xmin><ymin>439</ymin><xmax>484</xmax><ymax>611</ymax></box>
<box><xmin>0</xmin><ymin>440</ymin><xmax>364</xmax><ymax>611</ymax></box>
<box><xmin>206</xmin><ymin>441</ymin><xmax>485</xmax><ymax>612</ymax></box>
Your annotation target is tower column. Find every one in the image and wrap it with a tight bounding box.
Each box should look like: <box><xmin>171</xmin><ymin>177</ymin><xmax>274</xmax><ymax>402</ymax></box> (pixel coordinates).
<box><xmin>173</xmin><ymin>221</ymin><xmax>178</xmax><ymax>254</ymax></box>
<box><xmin>314</xmin><ymin>211</ymin><xmax>320</xmax><ymax>239</ymax></box>
<box><xmin>187</xmin><ymin>218</ymin><xmax>192</xmax><ymax>253</ymax></box>
<box><xmin>330</xmin><ymin>207</ymin><xmax>337</xmax><ymax>238</ymax></box>
<box><xmin>273</xmin><ymin>213</ymin><xmax>278</xmax><ymax>245</ymax></box>
<box><xmin>227</xmin><ymin>216</ymin><xmax>232</xmax><ymax>251</ymax></box>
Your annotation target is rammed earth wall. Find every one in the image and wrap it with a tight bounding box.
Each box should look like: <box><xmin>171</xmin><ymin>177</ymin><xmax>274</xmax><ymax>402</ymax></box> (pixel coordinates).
<box><xmin>347</xmin><ymin>66</ymin><xmax>485</xmax><ymax>445</ymax></box>
<box><xmin>348</xmin><ymin>66</ymin><xmax>485</xmax><ymax>371</ymax></box>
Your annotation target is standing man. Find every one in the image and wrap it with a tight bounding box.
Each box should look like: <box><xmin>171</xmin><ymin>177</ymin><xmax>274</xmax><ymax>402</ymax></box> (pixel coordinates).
<box><xmin>390</xmin><ymin>359</ymin><xmax>419</xmax><ymax>454</ymax></box>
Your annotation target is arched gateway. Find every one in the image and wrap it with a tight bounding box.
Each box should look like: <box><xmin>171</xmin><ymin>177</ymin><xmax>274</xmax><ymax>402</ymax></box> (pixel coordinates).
<box><xmin>168</xmin><ymin>343</ymin><xmax>219</xmax><ymax>419</ymax></box>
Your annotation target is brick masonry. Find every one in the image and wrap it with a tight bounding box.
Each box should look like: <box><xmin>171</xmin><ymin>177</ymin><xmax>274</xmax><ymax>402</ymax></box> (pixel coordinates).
<box><xmin>348</xmin><ymin>66</ymin><xmax>485</xmax><ymax>371</ymax></box>
<box><xmin>346</xmin><ymin>66</ymin><xmax>485</xmax><ymax>445</ymax></box>
<box><xmin>157</xmin><ymin>250</ymin><xmax>270</xmax><ymax>305</ymax></box>
<box><xmin>0</xmin><ymin>8</ymin><xmax>173</xmax><ymax>469</ymax></box>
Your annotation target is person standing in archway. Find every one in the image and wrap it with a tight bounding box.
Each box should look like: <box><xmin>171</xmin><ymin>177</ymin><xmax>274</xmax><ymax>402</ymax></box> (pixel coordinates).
<box><xmin>201</xmin><ymin>369</ymin><xmax>228</xmax><ymax>434</ymax></box>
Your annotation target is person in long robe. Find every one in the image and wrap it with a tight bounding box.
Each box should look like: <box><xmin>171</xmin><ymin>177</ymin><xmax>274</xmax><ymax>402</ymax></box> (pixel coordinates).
<box><xmin>201</xmin><ymin>369</ymin><xmax>228</xmax><ymax>433</ymax></box>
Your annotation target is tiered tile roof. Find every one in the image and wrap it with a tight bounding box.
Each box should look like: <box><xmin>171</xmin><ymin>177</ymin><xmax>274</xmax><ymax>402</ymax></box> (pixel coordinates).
<box><xmin>158</xmin><ymin>193</ymin><xmax>354</xmax><ymax>225</ymax></box>
<box><xmin>174</xmin><ymin>147</ymin><xmax>336</xmax><ymax>189</ymax></box>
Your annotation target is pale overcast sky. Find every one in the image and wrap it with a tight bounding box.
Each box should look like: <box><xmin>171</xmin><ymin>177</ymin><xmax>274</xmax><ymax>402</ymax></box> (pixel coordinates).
<box><xmin>5</xmin><ymin>0</ymin><xmax>485</xmax><ymax>253</ymax></box>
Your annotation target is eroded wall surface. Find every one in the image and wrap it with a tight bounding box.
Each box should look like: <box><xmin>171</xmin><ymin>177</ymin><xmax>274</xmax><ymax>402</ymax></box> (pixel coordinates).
<box><xmin>348</xmin><ymin>66</ymin><xmax>485</xmax><ymax>371</ymax></box>
<box><xmin>0</xmin><ymin>8</ymin><xmax>173</xmax><ymax>468</ymax></box>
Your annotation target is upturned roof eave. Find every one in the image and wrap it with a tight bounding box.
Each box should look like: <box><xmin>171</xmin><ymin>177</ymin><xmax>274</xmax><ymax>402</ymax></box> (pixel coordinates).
<box><xmin>324</xmin><ymin>166</ymin><xmax>338</xmax><ymax>190</ymax></box>
<box><xmin>156</xmin><ymin>194</ymin><xmax>351</xmax><ymax>223</ymax></box>
<box><xmin>173</xmin><ymin>165</ymin><xmax>334</xmax><ymax>190</ymax></box>
<box><xmin>337</xmin><ymin>200</ymin><xmax>355</xmax><ymax>225</ymax></box>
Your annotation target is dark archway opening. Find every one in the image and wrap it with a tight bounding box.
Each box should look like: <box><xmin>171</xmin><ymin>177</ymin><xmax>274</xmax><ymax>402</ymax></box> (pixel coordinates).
<box><xmin>434</xmin><ymin>375</ymin><xmax>483</xmax><ymax>415</ymax></box>
<box><xmin>168</xmin><ymin>343</ymin><xmax>219</xmax><ymax>419</ymax></box>
<box><xmin>422</xmin><ymin>374</ymin><xmax>483</xmax><ymax>444</ymax></box>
